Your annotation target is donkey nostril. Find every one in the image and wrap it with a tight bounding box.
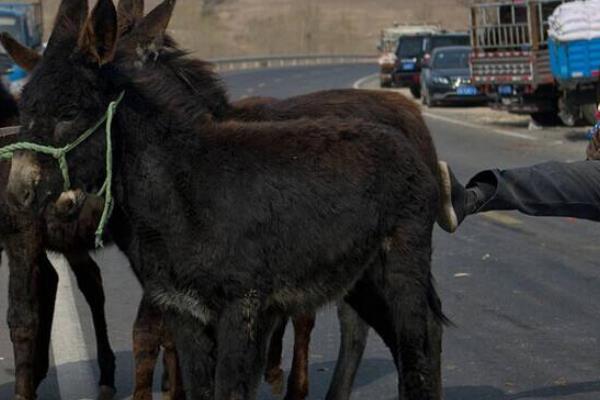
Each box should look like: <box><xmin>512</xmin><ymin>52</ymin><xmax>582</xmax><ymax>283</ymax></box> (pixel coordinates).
<box><xmin>21</xmin><ymin>189</ymin><xmax>33</xmax><ymax>207</ymax></box>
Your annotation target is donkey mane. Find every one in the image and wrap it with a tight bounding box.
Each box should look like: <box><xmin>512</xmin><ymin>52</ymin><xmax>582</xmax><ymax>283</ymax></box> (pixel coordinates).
<box><xmin>113</xmin><ymin>35</ymin><xmax>231</xmax><ymax>128</ymax></box>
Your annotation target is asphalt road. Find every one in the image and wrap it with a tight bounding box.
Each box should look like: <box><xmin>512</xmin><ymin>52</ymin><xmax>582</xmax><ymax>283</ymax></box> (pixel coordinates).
<box><xmin>0</xmin><ymin>63</ymin><xmax>599</xmax><ymax>399</ymax></box>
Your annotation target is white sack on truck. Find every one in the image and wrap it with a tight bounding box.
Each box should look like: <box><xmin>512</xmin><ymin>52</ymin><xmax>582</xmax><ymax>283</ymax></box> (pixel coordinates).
<box><xmin>549</xmin><ymin>0</ymin><xmax>600</xmax><ymax>41</ymax></box>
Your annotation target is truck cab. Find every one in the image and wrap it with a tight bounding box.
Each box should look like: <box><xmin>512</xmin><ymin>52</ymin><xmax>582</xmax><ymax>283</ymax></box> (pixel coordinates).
<box><xmin>0</xmin><ymin>1</ymin><xmax>42</xmax><ymax>95</ymax></box>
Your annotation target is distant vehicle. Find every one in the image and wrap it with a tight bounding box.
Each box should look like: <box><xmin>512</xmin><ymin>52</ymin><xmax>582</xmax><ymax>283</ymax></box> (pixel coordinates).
<box><xmin>392</xmin><ymin>33</ymin><xmax>430</xmax><ymax>98</ymax></box>
<box><xmin>421</xmin><ymin>46</ymin><xmax>488</xmax><ymax>106</ymax></box>
<box><xmin>468</xmin><ymin>0</ymin><xmax>590</xmax><ymax>126</ymax></box>
<box><xmin>393</xmin><ymin>32</ymin><xmax>470</xmax><ymax>98</ymax></box>
<box><xmin>377</xmin><ymin>24</ymin><xmax>440</xmax><ymax>88</ymax></box>
<box><xmin>422</xmin><ymin>33</ymin><xmax>470</xmax><ymax>67</ymax></box>
<box><xmin>0</xmin><ymin>1</ymin><xmax>43</xmax><ymax>96</ymax></box>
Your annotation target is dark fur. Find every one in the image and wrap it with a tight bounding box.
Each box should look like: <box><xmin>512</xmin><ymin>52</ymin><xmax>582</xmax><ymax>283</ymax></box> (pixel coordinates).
<box><xmin>0</xmin><ymin>83</ymin><xmax>18</xmax><ymax>127</ymax></box>
<box><xmin>9</xmin><ymin>2</ymin><xmax>441</xmax><ymax>400</ymax></box>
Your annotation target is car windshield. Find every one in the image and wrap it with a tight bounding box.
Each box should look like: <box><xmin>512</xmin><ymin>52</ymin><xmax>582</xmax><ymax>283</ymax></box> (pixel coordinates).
<box><xmin>397</xmin><ymin>36</ymin><xmax>425</xmax><ymax>58</ymax></box>
<box><xmin>0</xmin><ymin>16</ymin><xmax>22</xmax><ymax>53</ymax></box>
<box><xmin>433</xmin><ymin>50</ymin><xmax>470</xmax><ymax>69</ymax></box>
<box><xmin>430</xmin><ymin>35</ymin><xmax>469</xmax><ymax>51</ymax></box>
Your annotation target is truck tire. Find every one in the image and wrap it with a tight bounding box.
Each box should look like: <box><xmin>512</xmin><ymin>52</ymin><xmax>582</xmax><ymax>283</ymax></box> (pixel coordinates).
<box><xmin>530</xmin><ymin>112</ymin><xmax>562</xmax><ymax>127</ymax></box>
<box><xmin>581</xmin><ymin>103</ymin><xmax>597</xmax><ymax>126</ymax></box>
<box><xmin>380</xmin><ymin>80</ymin><xmax>392</xmax><ymax>88</ymax></box>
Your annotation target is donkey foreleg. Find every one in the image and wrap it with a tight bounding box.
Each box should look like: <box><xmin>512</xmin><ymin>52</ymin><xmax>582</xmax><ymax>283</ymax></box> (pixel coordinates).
<box><xmin>133</xmin><ymin>295</ymin><xmax>163</xmax><ymax>400</ymax></box>
<box><xmin>214</xmin><ymin>299</ymin><xmax>278</xmax><ymax>400</ymax></box>
<box><xmin>160</xmin><ymin>323</ymin><xmax>185</xmax><ymax>400</ymax></box>
<box><xmin>285</xmin><ymin>313</ymin><xmax>316</xmax><ymax>400</ymax></box>
<box><xmin>325</xmin><ymin>303</ymin><xmax>369</xmax><ymax>400</ymax></box>
<box><xmin>65</xmin><ymin>251</ymin><xmax>116</xmax><ymax>399</ymax></box>
<box><xmin>264</xmin><ymin>317</ymin><xmax>287</xmax><ymax>395</ymax></box>
<box><xmin>32</xmin><ymin>256</ymin><xmax>59</xmax><ymax>388</ymax></box>
<box><xmin>164</xmin><ymin>312</ymin><xmax>216</xmax><ymax>400</ymax></box>
<box><xmin>5</xmin><ymin>220</ymin><xmax>45</xmax><ymax>400</ymax></box>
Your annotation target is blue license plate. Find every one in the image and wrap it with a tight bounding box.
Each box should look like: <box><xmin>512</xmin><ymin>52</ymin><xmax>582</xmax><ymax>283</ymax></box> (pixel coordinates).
<box><xmin>402</xmin><ymin>62</ymin><xmax>415</xmax><ymax>70</ymax></box>
<box><xmin>457</xmin><ymin>85</ymin><xmax>477</xmax><ymax>96</ymax></box>
<box><xmin>498</xmin><ymin>85</ymin><xmax>513</xmax><ymax>95</ymax></box>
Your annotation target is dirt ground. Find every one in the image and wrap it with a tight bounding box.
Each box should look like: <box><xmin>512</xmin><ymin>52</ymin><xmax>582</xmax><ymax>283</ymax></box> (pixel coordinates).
<box><xmin>42</xmin><ymin>0</ymin><xmax>471</xmax><ymax>58</ymax></box>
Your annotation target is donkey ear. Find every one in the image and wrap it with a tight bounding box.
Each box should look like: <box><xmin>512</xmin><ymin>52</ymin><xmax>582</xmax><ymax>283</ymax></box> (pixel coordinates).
<box><xmin>0</xmin><ymin>33</ymin><xmax>41</xmax><ymax>71</ymax></box>
<box><xmin>78</xmin><ymin>0</ymin><xmax>119</xmax><ymax>65</ymax></box>
<box><xmin>117</xmin><ymin>0</ymin><xmax>144</xmax><ymax>35</ymax></box>
<box><xmin>47</xmin><ymin>0</ymin><xmax>89</xmax><ymax>53</ymax></box>
<box><xmin>135</xmin><ymin>0</ymin><xmax>176</xmax><ymax>43</ymax></box>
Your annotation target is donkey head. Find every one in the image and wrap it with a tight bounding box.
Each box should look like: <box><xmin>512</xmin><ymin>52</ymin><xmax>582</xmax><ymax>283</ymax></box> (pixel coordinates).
<box><xmin>5</xmin><ymin>0</ymin><xmax>119</xmax><ymax>213</ymax></box>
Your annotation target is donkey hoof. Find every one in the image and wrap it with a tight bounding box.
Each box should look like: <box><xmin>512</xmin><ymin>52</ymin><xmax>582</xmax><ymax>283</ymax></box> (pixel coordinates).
<box><xmin>97</xmin><ymin>385</ymin><xmax>116</xmax><ymax>400</ymax></box>
<box><xmin>265</xmin><ymin>367</ymin><xmax>285</xmax><ymax>395</ymax></box>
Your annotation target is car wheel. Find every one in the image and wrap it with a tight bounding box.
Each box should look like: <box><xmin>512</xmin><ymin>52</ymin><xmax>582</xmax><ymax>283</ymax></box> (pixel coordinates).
<box><xmin>581</xmin><ymin>103</ymin><xmax>598</xmax><ymax>126</ymax></box>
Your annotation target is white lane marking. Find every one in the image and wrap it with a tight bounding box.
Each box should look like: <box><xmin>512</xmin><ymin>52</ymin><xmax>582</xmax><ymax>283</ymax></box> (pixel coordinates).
<box><xmin>258</xmin><ymin>82</ymin><xmax>266</xmax><ymax>88</ymax></box>
<box><xmin>47</xmin><ymin>252</ymin><xmax>96</xmax><ymax>399</ymax></box>
<box><xmin>351</xmin><ymin>73</ymin><xmax>538</xmax><ymax>142</ymax></box>
<box><xmin>352</xmin><ymin>73</ymin><xmax>378</xmax><ymax>89</ymax></box>
<box><xmin>422</xmin><ymin>112</ymin><xmax>538</xmax><ymax>141</ymax></box>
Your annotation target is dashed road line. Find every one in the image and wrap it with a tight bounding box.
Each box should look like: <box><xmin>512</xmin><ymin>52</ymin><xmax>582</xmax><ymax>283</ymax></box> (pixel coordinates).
<box><xmin>481</xmin><ymin>211</ymin><xmax>523</xmax><ymax>226</ymax></box>
<box><xmin>47</xmin><ymin>252</ymin><xmax>96</xmax><ymax>400</ymax></box>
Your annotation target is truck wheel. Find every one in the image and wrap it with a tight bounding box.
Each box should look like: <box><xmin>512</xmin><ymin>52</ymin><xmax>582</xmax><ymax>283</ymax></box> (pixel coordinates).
<box><xmin>380</xmin><ymin>80</ymin><xmax>391</xmax><ymax>88</ymax></box>
<box><xmin>410</xmin><ymin>85</ymin><xmax>421</xmax><ymax>99</ymax></box>
<box><xmin>581</xmin><ymin>103</ymin><xmax>597</xmax><ymax>126</ymax></box>
<box><xmin>530</xmin><ymin>112</ymin><xmax>561</xmax><ymax>127</ymax></box>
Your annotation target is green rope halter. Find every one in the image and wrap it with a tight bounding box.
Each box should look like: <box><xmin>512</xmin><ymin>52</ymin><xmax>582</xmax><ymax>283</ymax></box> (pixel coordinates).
<box><xmin>0</xmin><ymin>92</ymin><xmax>125</xmax><ymax>248</ymax></box>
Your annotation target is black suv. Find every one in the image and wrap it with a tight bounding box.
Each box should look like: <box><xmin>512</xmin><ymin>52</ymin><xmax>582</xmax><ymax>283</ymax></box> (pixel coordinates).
<box><xmin>393</xmin><ymin>32</ymin><xmax>470</xmax><ymax>98</ymax></box>
<box><xmin>392</xmin><ymin>34</ymin><xmax>429</xmax><ymax>97</ymax></box>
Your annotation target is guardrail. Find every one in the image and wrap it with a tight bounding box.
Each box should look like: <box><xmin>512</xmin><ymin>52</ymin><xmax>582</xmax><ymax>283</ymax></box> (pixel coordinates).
<box><xmin>211</xmin><ymin>54</ymin><xmax>377</xmax><ymax>72</ymax></box>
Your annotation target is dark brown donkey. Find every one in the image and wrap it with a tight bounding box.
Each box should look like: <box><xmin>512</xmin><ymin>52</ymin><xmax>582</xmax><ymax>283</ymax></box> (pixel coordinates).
<box><xmin>0</xmin><ymin>80</ymin><xmax>117</xmax><ymax>400</ymax></box>
<box><xmin>0</xmin><ymin>29</ymin><xmax>183</xmax><ymax>400</ymax></box>
<box><xmin>231</xmin><ymin>90</ymin><xmax>444</xmax><ymax>400</ymax></box>
<box><xmin>103</xmin><ymin>1</ymin><xmax>445</xmax><ymax>398</ymax></box>
<box><xmin>7</xmin><ymin>1</ymin><xmax>442</xmax><ymax>400</ymax></box>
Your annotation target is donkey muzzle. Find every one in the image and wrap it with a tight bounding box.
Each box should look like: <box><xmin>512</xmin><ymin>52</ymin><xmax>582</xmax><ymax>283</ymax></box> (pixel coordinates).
<box><xmin>6</xmin><ymin>151</ymin><xmax>41</xmax><ymax>212</ymax></box>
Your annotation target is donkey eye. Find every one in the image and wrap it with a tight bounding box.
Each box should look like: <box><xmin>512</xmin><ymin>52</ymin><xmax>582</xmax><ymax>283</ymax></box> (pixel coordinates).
<box><xmin>59</xmin><ymin>109</ymin><xmax>79</xmax><ymax>121</ymax></box>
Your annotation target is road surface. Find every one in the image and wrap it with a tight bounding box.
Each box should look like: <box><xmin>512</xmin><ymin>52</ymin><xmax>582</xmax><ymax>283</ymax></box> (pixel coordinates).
<box><xmin>0</xmin><ymin>64</ymin><xmax>599</xmax><ymax>399</ymax></box>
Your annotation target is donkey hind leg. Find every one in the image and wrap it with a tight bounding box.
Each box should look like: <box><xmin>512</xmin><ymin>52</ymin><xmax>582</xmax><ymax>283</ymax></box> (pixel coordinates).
<box><xmin>284</xmin><ymin>312</ymin><xmax>316</xmax><ymax>400</ymax></box>
<box><xmin>264</xmin><ymin>317</ymin><xmax>287</xmax><ymax>395</ymax></box>
<box><xmin>132</xmin><ymin>295</ymin><xmax>163</xmax><ymax>400</ymax></box>
<box><xmin>65</xmin><ymin>251</ymin><xmax>116</xmax><ymax>400</ymax></box>
<box><xmin>160</xmin><ymin>322</ymin><xmax>185</xmax><ymax>400</ymax></box>
<box><xmin>325</xmin><ymin>302</ymin><xmax>369</xmax><ymax>400</ymax></box>
<box><xmin>346</xmin><ymin>231</ymin><xmax>439</xmax><ymax>400</ymax></box>
<box><xmin>214</xmin><ymin>298</ymin><xmax>278</xmax><ymax>400</ymax></box>
<box><xmin>164</xmin><ymin>312</ymin><xmax>217</xmax><ymax>400</ymax></box>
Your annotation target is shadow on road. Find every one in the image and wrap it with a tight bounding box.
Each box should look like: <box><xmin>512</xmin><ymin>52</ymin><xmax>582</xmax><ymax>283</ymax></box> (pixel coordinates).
<box><xmin>445</xmin><ymin>381</ymin><xmax>600</xmax><ymax>400</ymax></box>
<box><xmin>0</xmin><ymin>352</ymin><xmax>599</xmax><ymax>399</ymax></box>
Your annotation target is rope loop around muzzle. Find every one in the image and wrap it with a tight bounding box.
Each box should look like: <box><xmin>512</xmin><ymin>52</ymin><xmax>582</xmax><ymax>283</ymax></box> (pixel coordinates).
<box><xmin>0</xmin><ymin>92</ymin><xmax>125</xmax><ymax>248</ymax></box>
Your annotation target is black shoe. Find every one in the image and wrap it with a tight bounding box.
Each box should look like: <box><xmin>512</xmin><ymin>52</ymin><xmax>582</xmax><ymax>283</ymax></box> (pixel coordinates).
<box><xmin>437</xmin><ymin>161</ymin><xmax>468</xmax><ymax>233</ymax></box>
